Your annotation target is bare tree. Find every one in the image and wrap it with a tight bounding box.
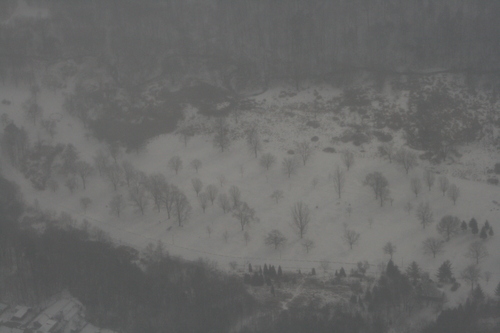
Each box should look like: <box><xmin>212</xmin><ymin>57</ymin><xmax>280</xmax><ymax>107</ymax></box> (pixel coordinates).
<box><xmin>265</xmin><ymin>229</ymin><xmax>286</xmax><ymax>250</ymax></box>
<box><xmin>229</xmin><ymin>185</ymin><xmax>241</xmax><ymax>208</ymax></box>
<box><xmin>302</xmin><ymin>238</ymin><xmax>315</xmax><ymax>254</ymax></box>
<box><xmin>104</xmin><ymin>163</ymin><xmax>122</xmax><ymax>191</ymax></box>
<box><xmin>295</xmin><ymin>141</ymin><xmax>313</xmax><ymax>166</ymax></box>
<box><xmin>410</xmin><ymin>177</ymin><xmax>422</xmax><ymax>198</ymax></box>
<box><xmin>122</xmin><ymin>161</ymin><xmax>137</xmax><ymax>188</ymax></box>
<box><xmin>291</xmin><ymin>201</ymin><xmax>310</xmax><ymax>239</ymax></box>
<box><xmin>147</xmin><ymin>173</ymin><xmax>166</xmax><ymax>212</ymax></box>
<box><xmin>213</xmin><ymin>117</ymin><xmax>231</xmax><ymax>152</ymax></box>
<box><xmin>405</xmin><ymin>202</ymin><xmax>413</xmax><ymax>215</ymax></box>
<box><xmin>246</xmin><ymin>125</ymin><xmax>262</xmax><ymax>158</ymax></box>
<box><xmin>65</xmin><ymin>177</ymin><xmax>78</xmax><ymax>193</ymax></box>
<box><xmin>447</xmin><ymin>184</ymin><xmax>460</xmax><ymax>205</ymax></box>
<box><xmin>198</xmin><ymin>192</ymin><xmax>209</xmax><ymax>213</ymax></box>
<box><xmin>93</xmin><ymin>150</ymin><xmax>109</xmax><ymax>176</ymax></box>
<box><xmin>218</xmin><ymin>193</ymin><xmax>231</xmax><ymax>213</ymax></box>
<box><xmin>80</xmin><ymin>197</ymin><xmax>92</xmax><ymax>213</ymax></box>
<box><xmin>383</xmin><ymin>242</ymin><xmax>396</xmax><ymax>259</ymax></box>
<box><xmin>342</xmin><ymin>149</ymin><xmax>355</xmax><ymax>171</ymax></box>
<box><xmin>218</xmin><ymin>175</ymin><xmax>226</xmax><ymax>187</ymax></box>
<box><xmin>161</xmin><ymin>182</ymin><xmax>174</xmax><ymax>219</ymax></box>
<box><xmin>484</xmin><ymin>271</ymin><xmax>492</xmax><ymax>285</ymax></box>
<box><xmin>282</xmin><ymin>157</ymin><xmax>298</xmax><ymax>178</ymax></box>
<box><xmin>439</xmin><ymin>176</ymin><xmax>449</xmax><ymax>196</ymax></box>
<box><xmin>129</xmin><ymin>181</ymin><xmax>149</xmax><ymax>215</ymax></box>
<box><xmin>109</xmin><ymin>194</ymin><xmax>126</xmax><ymax>217</ymax></box>
<box><xmin>380</xmin><ymin>142</ymin><xmax>395</xmax><ymax>163</ymax></box>
<box><xmin>191</xmin><ymin>159</ymin><xmax>202</xmax><ymax>173</ymax></box>
<box><xmin>233</xmin><ymin>201</ymin><xmax>258</xmax><ymax>231</ymax></box>
<box><xmin>168</xmin><ymin>156</ymin><xmax>183</xmax><ymax>175</ymax></box>
<box><xmin>41</xmin><ymin>118</ymin><xmax>56</xmax><ymax>139</ymax></box>
<box><xmin>437</xmin><ymin>215</ymin><xmax>461</xmax><ymax>241</ymax></box>
<box><xmin>416</xmin><ymin>202</ymin><xmax>434</xmax><ymax>229</ymax></box>
<box><xmin>271</xmin><ymin>190</ymin><xmax>284</xmax><ymax>204</ymax></box>
<box><xmin>461</xmin><ymin>264</ymin><xmax>481</xmax><ymax>291</ymax></box>
<box><xmin>423</xmin><ymin>169</ymin><xmax>435</xmax><ymax>191</ymax></box>
<box><xmin>332</xmin><ymin>165</ymin><xmax>346</xmax><ymax>199</ymax></box>
<box><xmin>178</xmin><ymin>125</ymin><xmax>194</xmax><ymax>147</ymax></box>
<box><xmin>423</xmin><ymin>237</ymin><xmax>444</xmax><ymax>258</ymax></box>
<box><xmin>107</xmin><ymin>142</ymin><xmax>121</xmax><ymax>164</ymax></box>
<box><xmin>172</xmin><ymin>187</ymin><xmax>191</xmax><ymax>227</ymax></box>
<box><xmin>364</xmin><ymin>172</ymin><xmax>390</xmax><ymax>206</ymax></box>
<box><xmin>343</xmin><ymin>228</ymin><xmax>360</xmax><ymax>250</ymax></box>
<box><xmin>260</xmin><ymin>153</ymin><xmax>276</xmax><ymax>171</ymax></box>
<box><xmin>206</xmin><ymin>184</ymin><xmax>218</xmax><ymax>205</ymax></box>
<box><xmin>244</xmin><ymin>231</ymin><xmax>250</xmax><ymax>245</ymax></box>
<box><xmin>24</xmin><ymin>98</ymin><xmax>42</xmax><ymax>125</ymax></box>
<box><xmin>75</xmin><ymin>161</ymin><xmax>94</xmax><ymax>190</ymax></box>
<box><xmin>395</xmin><ymin>148</ymin><xmax>418</xmax><ymax>174</ymax></box>
<box><xmin>191</xmin><ymin>178</ymin><xmax>203</xmax><ymax>197</ymax></box>
<box><xmin>466</xmin><ymin>241</ymin><xmax>488</xmax><ymax>264</ymax></box>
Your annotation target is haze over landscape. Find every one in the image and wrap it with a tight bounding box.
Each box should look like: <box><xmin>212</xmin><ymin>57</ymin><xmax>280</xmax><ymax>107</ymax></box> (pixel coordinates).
<box><xmin>1</xmin><ymin>1</ymin><xmax>500</xmax><ymax>332</ymax></box>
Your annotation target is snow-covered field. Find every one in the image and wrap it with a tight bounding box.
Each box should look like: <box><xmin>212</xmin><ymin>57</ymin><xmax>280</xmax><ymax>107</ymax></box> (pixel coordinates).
<box><xmin>1</xmin><ymin>82</ymin><xmax>499</xmax><ymax>308</ymax></box>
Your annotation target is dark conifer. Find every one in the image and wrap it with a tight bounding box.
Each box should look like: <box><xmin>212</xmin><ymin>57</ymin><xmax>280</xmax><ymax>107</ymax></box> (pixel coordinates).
<box><xmin>480</xmin><ymin>226</ymin><xmax>488</xmax><ymax>240</ymax></box>
<box><xmin>461</xmin><ymin>221</ymin><xmax>467</xmax><ymax>231</ymax></box>
<box><xmin>311</xmin><ymin>267</ymin><xmax>316</xmax><ymax>275</ymax></box>
<box><xmin>277</xmin><ymin>265</ymin><xmax>282</xmax><ymax>277</ymax></box>
<box><xmin>248</xmin><ymin>263</ymin><xmax>252</xmax><ymax>272</ymax></box>
<box><xmin>469</xmin><ymin>218</ymin><xmax>479</xmax><ymax>235</ymax></box>
<box><xmin>339</xmin><ymin>267</ymin><xmax>347</xmax><ymax>278</ymax></box>
<box><xmin>437</xmin><ymin>260</ymin><xmax>454</xmax><ymax>284</ymax></box>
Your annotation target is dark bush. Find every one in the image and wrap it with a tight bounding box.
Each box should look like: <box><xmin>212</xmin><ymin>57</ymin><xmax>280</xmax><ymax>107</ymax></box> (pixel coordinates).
<box><xmin>1</xmin><ymin>99</ymin><xmax>11</xmax><ymax>105</ymax></box>
<box><xmin>322</xmin><ymin>147</ymin><xmax>336</xmax><ymax>153</ymax></box>
<box><xmin>311</xmin><ymin>136</ymin><xmax>319</xmax><ymax>142</ymax></box>
<box><xmin>340</xmin><ymin>129</ymin><xmax>370</xmax><ymax>146</ymax></box>
<box><xmin>306</xmin><ymin>120</ymin><xmax>320</xmax><ymax>128</ymax></box>
<box><xmin>372</xmin><ymin>131</ymin><xmax>393</xmax><ymax>142</ymax></box>
<box><xmin>495</xmin><ymin>163</ymin><xmax>500</xmax><ymax>174</ymax></box>
<box><xmin>487</xmin><ymin>178</ymin><xmax>499</xmax><ymax>185</ymax></box>
<box><xmin>287</xmin><ymin>149</ymin><xmax>295</xmax><ymax>155</ymax></box>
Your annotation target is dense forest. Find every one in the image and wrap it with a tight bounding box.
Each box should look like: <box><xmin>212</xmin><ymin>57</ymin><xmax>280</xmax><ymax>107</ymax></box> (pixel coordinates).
<box><xmin>1</xmin><ymin>0</ymin><xmax>500</xmax><ymax>91</ymax></box>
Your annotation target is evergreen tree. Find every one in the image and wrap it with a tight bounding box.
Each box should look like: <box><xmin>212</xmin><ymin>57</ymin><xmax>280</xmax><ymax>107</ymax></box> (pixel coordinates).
<box><xmin>311</xmin><ymin>267</ymin><xmax>316</xmax><ymax>275</ymax></box>
<box><xmin>469</xmin><ymin>218</ymin><xmax>479</xmax><ymax>235</ymax></box>
<box><xmin>269</xmin><ymin>265</ymin><xmax>277</xmax><ymax>277</ymax></box>
<box><xmin>406</xmin><ymin>261</ymin><xmax>422</xmax><ymax>285</ymax></box>
<box><xmin>386</xmin><ymin>260</ymin><xmax>401</xmax><ymax>279</ymax></box>
<box><xmin>479</xmin><ymin>226</ymin><xmax>488</xmax><ymax>240</ymax></box>
<box><xmin>473</xmin><ymin>284</ymin><xmax>485</xmax><ymax>303</ymax></box>
<box><xmin>437</xmin><ymin>260</ymin><xmax>454</xmax><ymax>284</ymax></box>
<box><xmin>461</xmin><ymin>220</ymin><xmax>467</xmax><ymax>231</ymax></box>
<box><xmin>485</xmin><ymin>220</ymin><xmax>490</xmax><ymax>230</ymax></box>
<box><xmin>277</xmin><ymin>265</ymin><xmax>282</xmax><ymax>277</ymax></box>
<box><xmin>263</xmin><ymin>264</ymin><xmax>269</xmax><ymax>277</ymax></box>
<box><xmin>495</xmin><ymin>282</ymin><xmax>500</xmax><ymax>297</ymax></box>
<box><xmin>248</xmin><ymin>263</ymin><xmax>252</xmax><ymax>273</ymax></box>
<box><xmin>339</xmin><ymin>267</ymin><xmax>347</xmax><ymax>278</ymax></box>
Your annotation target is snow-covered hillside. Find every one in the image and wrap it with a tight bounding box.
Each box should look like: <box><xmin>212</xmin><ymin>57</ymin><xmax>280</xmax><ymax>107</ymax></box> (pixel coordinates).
<box><xmin>1</xmin><ymin>80</ymin><xmax>499</xmax><ymax>309</ymax></box>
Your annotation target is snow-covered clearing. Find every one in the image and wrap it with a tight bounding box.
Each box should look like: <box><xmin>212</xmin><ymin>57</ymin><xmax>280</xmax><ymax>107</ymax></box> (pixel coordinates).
<box><xmin>1</xmin><ymin>82</ymin><xmax>499</xmax><ymax>308</ymax></box>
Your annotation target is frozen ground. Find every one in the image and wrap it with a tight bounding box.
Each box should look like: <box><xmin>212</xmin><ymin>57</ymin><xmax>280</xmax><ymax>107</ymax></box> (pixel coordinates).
<box><xmin>1</xmin><ymin>82</ymin><xmax>499</xmax><ymax>309</ymax></box>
